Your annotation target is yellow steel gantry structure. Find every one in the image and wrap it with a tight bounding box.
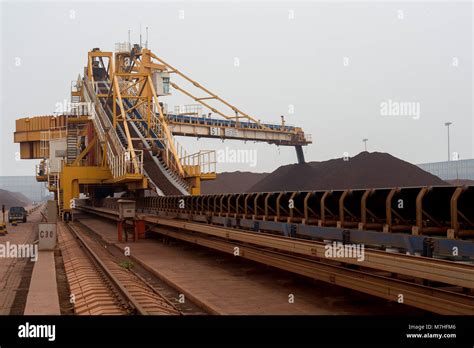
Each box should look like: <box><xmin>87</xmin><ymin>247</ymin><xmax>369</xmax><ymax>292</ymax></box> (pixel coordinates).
<box><xmin>14</xmin><ymin>43</ymin><xmax>311</xmax><ymax>220</ymax></box>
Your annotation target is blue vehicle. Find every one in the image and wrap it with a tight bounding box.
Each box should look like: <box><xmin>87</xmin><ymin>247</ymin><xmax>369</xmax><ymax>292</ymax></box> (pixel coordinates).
<box><xmin>8</xmin><ymin>206</ymin><xmax>27</xmax><ymax>223</ymax></box>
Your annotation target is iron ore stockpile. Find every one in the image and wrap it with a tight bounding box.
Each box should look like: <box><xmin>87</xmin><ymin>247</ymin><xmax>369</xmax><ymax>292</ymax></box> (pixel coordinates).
<box><xmin>249</xmin><ymin>152</ymin><xmax>447</xmax><ymax>192</ymax></box>
<box><xmin>201</xmin><ymin>171</ymin><xmax>269</xmax><ymax>194</ymax></box>
<box><xmin>203</xmin><ymin>152</ymin><xmax>447</xmax><ymax>194</ymax></box>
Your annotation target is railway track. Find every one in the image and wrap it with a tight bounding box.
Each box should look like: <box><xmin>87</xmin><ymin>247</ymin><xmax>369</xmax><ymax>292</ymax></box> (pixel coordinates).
<box><xmin>59</xmin><ymin>222</ymin><xmax>180</xmax><ymax>315</ymax></box>
<box><xmin>72</xmin><ymin>218</ymin><xmax>210</xmax><ymax>315</ymax></box>
<box><xmin>78</xmin><ymin>205</ymin><xmax>474</xmax><ymax>315</ymax></box>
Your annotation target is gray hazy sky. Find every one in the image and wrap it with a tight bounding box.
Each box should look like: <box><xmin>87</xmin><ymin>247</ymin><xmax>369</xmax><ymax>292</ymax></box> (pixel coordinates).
<box><xmin>1</xmin><ymin>0</ymin><xmax>472</xmax><ymax>175</ymax></box>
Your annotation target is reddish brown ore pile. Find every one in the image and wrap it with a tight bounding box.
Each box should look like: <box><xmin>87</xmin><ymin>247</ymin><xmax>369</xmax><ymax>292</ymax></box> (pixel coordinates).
<box><xmin>201</xmin><ymin>152</ymin><xmax>448</xmax><ymax>194</ymax></box>
<box><xmin>0</xmin><ymin>189</ymin><xmax>31</xmax><ymax>209</ymax></box>
<box><xmin>202</xmin><ymin>152</ymin><xmax>448</xmax><ymax>194</ymax></box>
<box><xmin>249</xmin><ymin>152</ymin><xmax>447</xmax><ymax>192</ymax></box>
<box><xmin>201</xmin><ymin>171</ymin><xmax>269</xmax><ymax>194</ymax></box>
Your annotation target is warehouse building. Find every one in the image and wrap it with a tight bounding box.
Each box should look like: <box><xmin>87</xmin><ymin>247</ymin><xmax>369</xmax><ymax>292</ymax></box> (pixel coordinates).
<box><xmin>417</xmin><ymin>159</ymin><xmax>474</xmax><ymax>181</ymax></box>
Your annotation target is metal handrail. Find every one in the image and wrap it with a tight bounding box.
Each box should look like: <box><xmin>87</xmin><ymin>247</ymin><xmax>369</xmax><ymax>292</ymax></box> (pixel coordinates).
<box><xmin>84</xmin><ymin>76</ymin><xmax>124</xmax><ymax>156</ymax></box>
<box><xmin>40</xmin><ymin>127</ymin><xmax>67</xmax><ymax>158</ymax></box>
<box><xmin>107</xmin><ymin>143</ymin><xmax>144</xmax><ymax>177</ymax></box>
<box><xmin>181</xmin><ymin>150</ymin><xmax>216</xmax><ymax>177</ymax></box>
<box><xmin>123</xmin><ymin>79</ymin><xmax>187</xmax><ymax>178</ymax></box>
<box><xmin>84</xmin><ymin>77</ymin><xmax>143</xmax><ymax>178</ymax></box>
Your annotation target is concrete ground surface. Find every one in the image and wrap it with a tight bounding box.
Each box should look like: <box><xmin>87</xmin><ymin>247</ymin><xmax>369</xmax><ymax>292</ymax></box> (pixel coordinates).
<box><xmin>0</xmin><ymin>209</ymin><xmax>40</xmax><ymax>314</ymax></box>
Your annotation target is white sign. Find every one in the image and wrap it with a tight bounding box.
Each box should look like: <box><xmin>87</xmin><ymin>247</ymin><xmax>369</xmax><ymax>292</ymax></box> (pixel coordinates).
<box><xmin>38</xmin><ymin>223</ymin><xmax>57</xmax><ymax>250</ymax></box>
<box><xmin>210</xmin><ymin>127</ymin><xmax>220</xmax><ymax>136</ymax></box>
<box><xmin>224</xmin><ymin>128</ymin><xmax>237</xmax><ymax>137</ymax></box>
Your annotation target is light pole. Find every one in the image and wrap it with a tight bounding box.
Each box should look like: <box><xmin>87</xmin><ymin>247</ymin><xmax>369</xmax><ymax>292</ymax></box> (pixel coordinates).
<box><xmin>363</xmin><ymin>138</ymin><xmax>368</xmax><ymax>152</ymax></box>
<box><xmin>444</xmin><ymin>122</ymin><xmax>452</xmax><ymax>161</ymax></box>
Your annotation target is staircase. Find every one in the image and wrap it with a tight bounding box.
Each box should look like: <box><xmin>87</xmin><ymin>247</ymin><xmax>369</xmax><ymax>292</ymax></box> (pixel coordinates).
<box><xmin>83</xmin><ymin>77</ymin><xmax>125</xmax><ymax>158</ymax></box>
<box><xmin>66</xmin><ymin>124</ymin><xmax>79</xmax><ymax>165</ymax></box>
<box><xmin>47</xmin><ymin>173</ymin><xmax>58</xmax><ymax>191</ymax></box>
<box><xmin>84</xmin><ymin>76</ymin><xmax>190</xmax><ymax>195</ymax></box>
<box><xmin>57</xmin><ymin>178</ymin><xmax>64</xmax><ymax>218</ymax></box>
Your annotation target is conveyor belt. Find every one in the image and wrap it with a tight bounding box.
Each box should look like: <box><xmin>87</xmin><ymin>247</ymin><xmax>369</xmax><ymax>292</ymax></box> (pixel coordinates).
<box><xmin>138</xmin><ymin>185</ymin><xmax>474</xmax><ymax>241</ymax></box>
<box><xmin>89</xmin><ymin>78</ymin><xmax>188</xmax><ymax>195</ymax></box>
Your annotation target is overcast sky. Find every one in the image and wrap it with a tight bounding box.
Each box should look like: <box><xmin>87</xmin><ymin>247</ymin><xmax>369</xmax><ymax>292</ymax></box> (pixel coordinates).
<box><xmin>1</xmin><ymin>0</ymin><xmax>472</xmax><ymax>175</ymax></box>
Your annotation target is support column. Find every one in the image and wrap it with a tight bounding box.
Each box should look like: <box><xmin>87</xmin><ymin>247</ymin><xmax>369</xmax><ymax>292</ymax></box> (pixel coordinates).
<box><xmin>295</xmin><ymin>145</ymin><xmax>305</xmax><ymax>164</ymax></box>
<box><xmin>133</xmin><ymin>220</ymin><xmax>141</xmax><ymax>241</ymax></box>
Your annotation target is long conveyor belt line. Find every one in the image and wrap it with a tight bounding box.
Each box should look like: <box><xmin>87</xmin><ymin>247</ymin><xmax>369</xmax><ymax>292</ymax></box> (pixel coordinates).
<box><xmin>81</xmin><ymin>198</ymin><xmax>474</xmax><ymax>259</ymax></box>
<box><xmin>77</xmin><ymin>204</ymin><xmax>474</xmax><ymax>287</ymax></box>
<box><xmin>76</xmin><ymin>204</ymin><xmax>474</xmax><ymax>315</ymax></box>
<box><xmin>135</xmin><ymin>185</ymin><xmax>474</xmax><ymax>240</ymax></box>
